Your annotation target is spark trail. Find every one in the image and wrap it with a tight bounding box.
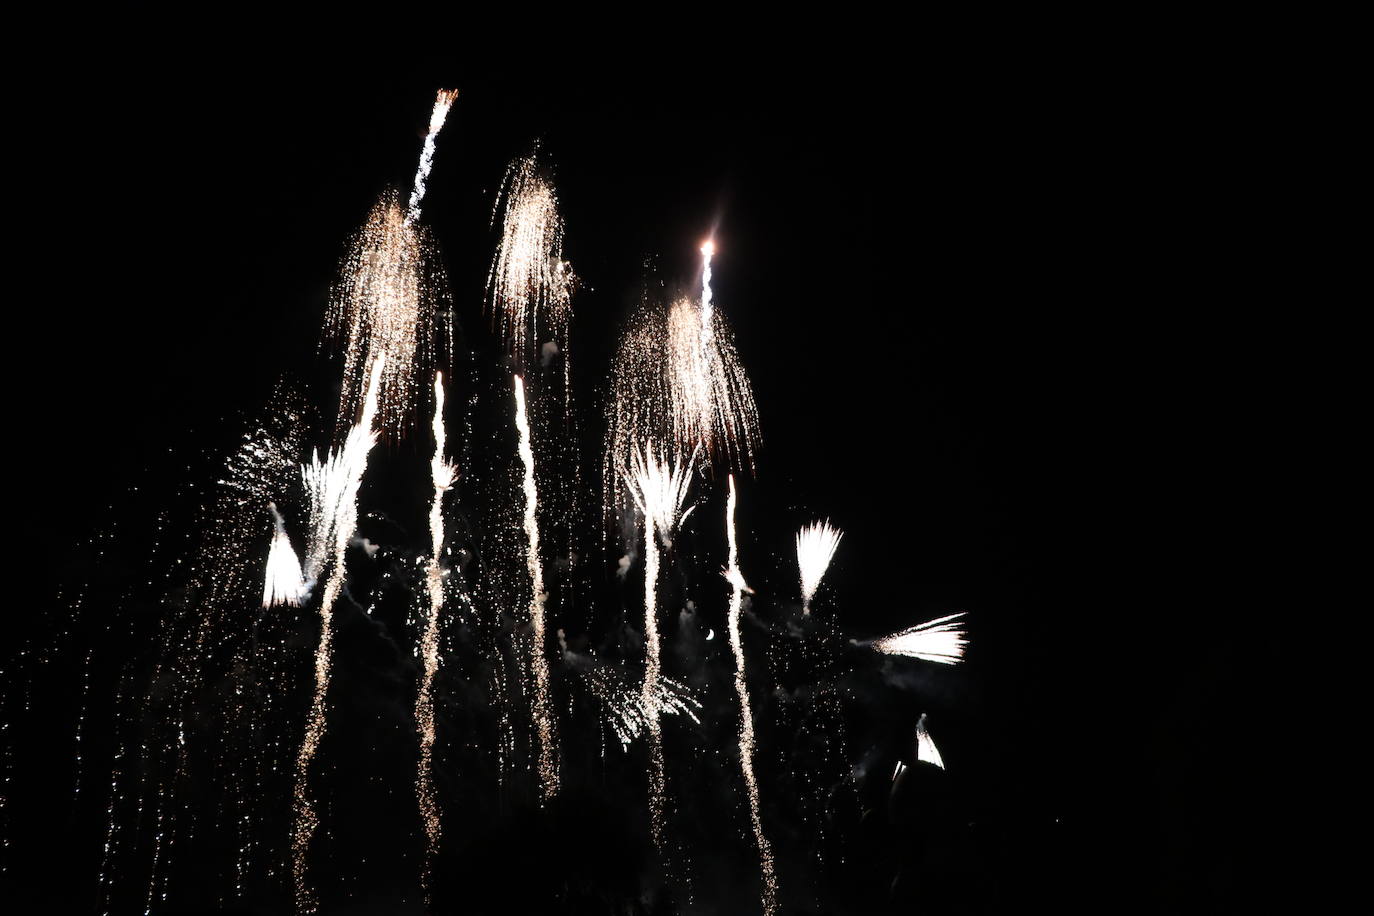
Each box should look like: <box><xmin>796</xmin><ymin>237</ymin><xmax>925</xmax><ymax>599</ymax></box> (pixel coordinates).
<box><xmin>406</xmin><ymin>89</ymin><xmax>459</xmax><ymax>224</ymax></box>
<box><xmin>513</xmin><ymin>375</ymin><xmax>558</xmax><ymax>800</ymax></box>
<box><xmin>623</xmin><ymin>446</ymin><xmax>696</xmax><ymax>849</ymax></box>
<box><xmin>292</xmin><ymin>358</ymin><xmax>383</xmax><ymax>914</ymax></box>
<box><xmin>417</xmin><ymin>372</ymin><xmax>457</xmax><ymax>896</ymax></box>
<box><xmin>796</xmin><ymin>520</ymin><xmax>843</xmax><ymax>615</ymax></box>
<box><xmin>870</xmin><ymin>612</ymin><xmax>969</xmax><ymax>664</ymax></box>
<box><xmin>725</xmin><ymin>475</ymin><xmax>777</xmax><ymax>915</ymax></box>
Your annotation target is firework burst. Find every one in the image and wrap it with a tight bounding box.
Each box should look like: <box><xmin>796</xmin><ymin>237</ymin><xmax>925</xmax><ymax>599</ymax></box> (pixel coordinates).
<box><xmin>796</xmin><ymin>520</ymin><xmax>843</xmax><ymax>615</ymax></box>
<box><xmin>870</xmin><ymin>612</ymin><xmax>969</xmax><ymax>664</ymax></box>
<box><xmin>915</xmin><ymin>713</ymin><xmax>944</xmax><ymax>769</ymax></box>
<box><xmin>623</xmin><ymin>445</ymin><xmax>696</xmax><ymax>849</ymax></box>
<box><xmin>292</xmin><ymin>358</ymin><xmax>383</xmax><ymax>914</ymax></box>
<box><xmin>323</xmin><ymin>191</ymin><xmax>451</xmax><ymax>438</ymax></box>
<box><xmin>487</xmin><ymin>153</ymin><xmax>572</xmax><ymax>367</ymax></box>
<box><xmin>261</xmin><ymin>503</ymin><xmax>304</xmax><ymax>609</ymax></box>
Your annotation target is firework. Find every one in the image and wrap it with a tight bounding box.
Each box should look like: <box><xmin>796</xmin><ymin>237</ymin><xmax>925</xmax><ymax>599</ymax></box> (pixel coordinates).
<box><xmin>513</xmin><ymin>375</ymin><xmax>559</xmax><ymax>799</ymax></box>
<box><xmin>292</xmin><ymin>358</ymin><xmax>383</xmax><ymax>914</ymax></box>
<box><xmin>605</xmin><ymin>256</ymin><xmax>758</xmax><ymax>522</ymax></box>
<box><xmin>915</xmin><ymin>713</ymin><xmax>944</xmax><ymax>769</ymax></box>
<box><xmin>725</xmin><ymin>475</ymin><xmax>778</xmax><ymax>915</ymax></box>
<box><xmin>796</xmin><ymin>520</ymin><xmax>843</xmax><ymax>615</ymax></box>
<box><xmin>406</xmin><ymin>89</ymin><xmax>459</xmax><ymax>224</ymax></box>
<box><xmin>324</xmin><ymin>190</ymin><xmax>451</xmax><ymax>438</ymax></box>
<box><xmin>262</xmin><ymin>503</ymin><xmax>304</xmax><ymax>609</ymax></box>
<box><xmin>870</xmin><ymin>612</ymin><xmax>969</xmax><ymax>664</ymax></box>
<box><xmin>417</xmin><ymin>372</ymin><xmax>456</xmax><ymax>896</ymax></box>
<box><xmin>580</xmin><ymin>664</ymin><xmax>701</xmax><ymax>748</ymax></box>
<box><xmin>487</xmin><ymin>153</ymin><xmax>572</xmax><ymax>366</ymax></box>
<box><xmin>623</xmin><ymin>445</ymin><xmax>696</xmax><ymax>848</ymax></box>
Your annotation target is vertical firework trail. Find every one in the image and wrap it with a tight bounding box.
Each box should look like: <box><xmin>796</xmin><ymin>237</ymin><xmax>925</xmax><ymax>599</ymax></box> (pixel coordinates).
<box><xmin>513</xmin><ymin>375</ymin><xmax>559</xmax><ymax>799</ymax></box>
<box><xmin>624</xmin><ymin>447</ymin><xmax>696</xmax><ymax>849</ymax></box>
<box><xmin>417</xmin><ymin>372</ymin><xmax>456</xmax><ymax>896</ymax></box>
<box><xmin>726</xmin><ymin>475</ymin><xmax>778</xmax><ymax>915</ymax></box>
<box><xmin>292</xmin><ymin>358</ymin><xmax>384</xmax><ymax>914</ymax></box>
<box><xmin>406</xmin><ymin>89</ymin><xmax>459</xmax><ymax>224</ymax></box>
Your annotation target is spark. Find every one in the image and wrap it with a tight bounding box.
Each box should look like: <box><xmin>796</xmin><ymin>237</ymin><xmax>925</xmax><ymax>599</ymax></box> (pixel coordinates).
<box><xmin>487</xmin><ymin>153</ymin><xmax>572</xmax><ymax>366</ymax></box>
<box><xmin>796</xmin><ymin>521</ymin><xmax>843</xmax><ymax>615</ymax></box>
<box><xmin>513</xmin><ymin>375</ymin><xmax>559</xmax><ymax>800</ymax></box>
<box><xmin>916</xmin><ymin>713</ymin><xmax>944</xmax><ymax>769</ymax></box>
<box><xmin>406</xmin><ymin>89</ymin><xmax>459</xmax><ymax>224</ymax></box>
<box><xmin>581</xmin><ymin>665</ymin><xmax>701</xmax><ymax>748</ymax></box>
<box><xmin>870</xmin><ymin>612</ymin><xmax>969</xmax><ymax>664</ymax></box>
<box><xmin>262</xmin><ymin>503</ymin><xmax>304</xmax><ymax>609</ymax></box>
<box><xmin>725</xmin><ymin>475</ymin><xmax>777</xmax><ymax>915</ymax></box>
<box><xmin>292</xmin><ymin>358</ymin><xmax>383</xmax><ymax>914</ymax></box>
<box><xmin>623</xmin><ymin>445</ymin><xmax>696</xmax><ymax>849</ymax></box>
<box><xmin>416</xmin><ymin>372</ymin><xmax>456</xmax><ymax>896</ymax></box>
<box><xmin>605</xmin><ymin>266</ymin><xmax>758</xmax><ymax>522</ymax></box>
<box><xmin>324</xmin><ymin>191</ymin><xmax>451</xmax><ymax>438</ymax></box>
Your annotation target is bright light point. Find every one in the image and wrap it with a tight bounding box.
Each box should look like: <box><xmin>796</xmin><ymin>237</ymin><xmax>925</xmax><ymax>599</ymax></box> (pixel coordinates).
<box><xmin>700</xmin><ymin>240</ymin><xmax>715</xmax><ymax>257</ymax></box>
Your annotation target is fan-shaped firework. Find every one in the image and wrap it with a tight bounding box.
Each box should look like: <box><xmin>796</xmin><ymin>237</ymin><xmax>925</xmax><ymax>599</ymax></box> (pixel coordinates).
<box><xmin>261</xmin><ymin>503</ymin><xmax>304</xmax><ymax>609</ymax></box>
<box><xmin>796</xmin><ymin>520</ymin><xmax>843</xmax><ymax>615</ymax></box>
<box><xmin>870</xmin><ymin>612</ymin><xmax>969</xmax><ymax>664</ymax></box>
<box><xmin>915</xmin><ymin>712</ymin><xmax>944</xmax><ymax>769</ymax></box>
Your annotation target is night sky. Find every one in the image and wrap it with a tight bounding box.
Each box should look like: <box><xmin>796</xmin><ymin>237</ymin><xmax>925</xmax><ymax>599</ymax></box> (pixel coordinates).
<box><xmin>8</xmin><ymin>36</ymin><xmax>1233</xmax><ymax>916</ymax></box>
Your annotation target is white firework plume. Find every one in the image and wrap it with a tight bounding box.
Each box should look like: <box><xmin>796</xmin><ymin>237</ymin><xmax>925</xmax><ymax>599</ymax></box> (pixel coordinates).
<box><xmin>292</xmin><ymin>358</ymin><xmax>383</xmax><ymax>913</ymax></box>
<box><xmin>870</xmin><ymin>612</ymin><xmax>969</xmax><ymax>665</ymax></box>
<box><xmin>513</xmin><ymin>374</ymin><xmax>559</xmax><ymax>800</ymax></box>
<box><xmin>915</xmin><ymin>713</ymin><xmax>944</xmax><ymax>770</ymax></box>
<box><xmin>666</xmin><ymin>292</ymin><xmax>759</xmax><ymax>473</ymax></box>
<box><xmin>324</xmin><ymin>190</ymin><xmax>451</xmax><ymax>438</ymax></box>
<box><xmin>796</xmin><ymin>520</ymin><xmax>843</xmax><ymax>615</ymax></box>
<box><xmin>726</xmin><ymin>475</ymin><xmax>778</xmax><ymax>915</ymax></box>
<box><xmin>486</xmin><ymin>152</ymin><xmax>572</xmax><ymax>366</ymax></box>
<box><xmin>622</xmin><ymin>444</ymin><xmax>696</xmax><ymax>849</ymax></box>
<box><xmin>262</xmin><ymin>502</ymin><xmax>304</xmax><ymax>609</ymax></box>
<box><xmin>406</xmin><ymin>88</ymin><xmax>459</xmax><ymax>224</ymax></box>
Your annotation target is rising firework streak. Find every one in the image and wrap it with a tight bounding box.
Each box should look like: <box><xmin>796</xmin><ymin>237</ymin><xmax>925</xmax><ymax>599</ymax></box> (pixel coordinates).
<box><xmin>262</xmin><ymin>503</ymin><xmax>304</xmax><ymax>609</ymax></box>
<box><xmin>292</xmin><ymin>358</ymin><xmax>384</xmax><ymax>914</ymax></box>
<box><xmin>869</xmin><ymin>612</ymin><xmax>969</xmax><ymax>664</ymax></box>
<box><xmin>726</xmin><ymin>475</ymin><xmax>778</xmax><ymax>915</ymax></box>
<box><xmin>795</xmin><ymin>520</ymin><xmax>843</xmax><ymax>615</ymax></box>
<box><xmin>416</xmin><ymin>372</ymin><xmax>456</xmax><ymax>896</ymax></box>
<box><xmin>513</xmin><ymin>375</ymin><xmax>559</xmax><ymax>800</ymax></box>
<box><xmin>406</xmin><ymin>89</ymin><xmax>459</xmax><ymax>224</ymax></box>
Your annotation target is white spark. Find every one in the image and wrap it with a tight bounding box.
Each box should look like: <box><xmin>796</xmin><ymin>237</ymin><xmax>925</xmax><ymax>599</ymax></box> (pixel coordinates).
<box><xmin>796</xmin><ymin>520</ymin><xmax>843</xmax><ymax>615</ymax></box>
<box><xmin>870</xmin><ymin>612</ymin><xmax>969</xmax><ymax>664</ymax></box>
<box><xmin>406</xmin><ymin>89</ymin><xmax>459</xmax><ymax>223</ymax></box>
<box><xmin>261</xmin><ymin>503</ymin><xmax>304</xmax><ymax>609</ymax></box>
<box><xmin>916</xmin><ymin>713</ymin><xmax>944</xmax><ymax>770</ymax></box>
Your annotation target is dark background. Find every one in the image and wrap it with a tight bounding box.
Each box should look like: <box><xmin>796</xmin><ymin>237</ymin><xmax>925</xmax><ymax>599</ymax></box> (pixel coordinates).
<box><xmin>6</xmin><ymin>28</ymin><xmax>1234</xmax><ymax>916</ymax></box>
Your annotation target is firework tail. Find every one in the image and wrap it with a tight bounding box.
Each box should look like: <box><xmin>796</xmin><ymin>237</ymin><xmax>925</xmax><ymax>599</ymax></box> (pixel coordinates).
<box><xmin>291</xmin><ymin>358</ymin><xmax>383</xmax><ymax>914</ymax></box>
<box><xmin>513</xmin><ymin>375</ymin><xmax>559</xmax><ymax>800</ymax></box>
<box><xmin>407</xmin><ymin>89</ymin><xmax>459</xmax><ymax>224</ymax></box>
<box><xmin>417</xmin><ymin>372</ymin><xmax>456</xmax><ymax>898</ymax></box>
<box><xmin>915</xmin><ymin>713</ymin><xmax>944</xmax><ymax>769</ymax></box>
<box><xmin>726</xmin><ymin>475</ymin><xmax>778</xmax><ymax>915</ymax></box>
